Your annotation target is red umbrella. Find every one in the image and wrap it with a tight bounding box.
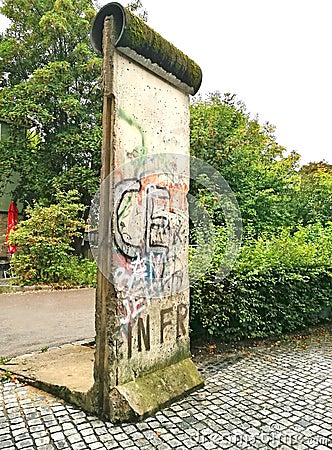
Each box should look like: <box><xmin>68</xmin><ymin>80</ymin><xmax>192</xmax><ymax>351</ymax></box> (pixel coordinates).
<box><xmin>6</xmin><ymin>202</ymin><xmax>19</xmax><ymax>254</ymax></box>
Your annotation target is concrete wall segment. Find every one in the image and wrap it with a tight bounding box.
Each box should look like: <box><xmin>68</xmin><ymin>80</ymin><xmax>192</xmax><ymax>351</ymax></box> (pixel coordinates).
<box><xmin>92</xmin><ymin>9</ymin><xmax>203</xmax><ymax>421</ymax></box>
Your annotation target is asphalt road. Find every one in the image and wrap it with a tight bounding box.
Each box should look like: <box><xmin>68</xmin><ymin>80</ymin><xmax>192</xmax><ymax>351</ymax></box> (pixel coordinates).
<box><xmin>0</xmin><ymin>288</ymin><xmax>95</xmax><ymax>358</ymax></box>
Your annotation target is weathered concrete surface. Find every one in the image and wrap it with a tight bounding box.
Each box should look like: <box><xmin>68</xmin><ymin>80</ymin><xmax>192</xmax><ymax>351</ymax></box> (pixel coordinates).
<box><xmin>0</xmin><ymin>345</ymin><xmax>96</xmax><ymax>413</ymax></box>
<box><xmin>0</xmin><ymin>288</ymin><xmax>95</xmax><ymax>357</ymax></box>
<box><xmin>92</xmin><ymin>15</ymin><xmax>202</xmax><ymax>421</ymax></box>
<box><xmin>115</xmin><ymin>358</ymin><xmax>204</xmax><ymax>421</ymax></box>
<box><xmin>3</xmin><ymin>345</ymin><xmax>95</xmax><ymax>391</ymax></box>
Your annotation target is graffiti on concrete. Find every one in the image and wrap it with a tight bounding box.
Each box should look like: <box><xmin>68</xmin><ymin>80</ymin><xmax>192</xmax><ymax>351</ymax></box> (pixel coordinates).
<box><xmin>126</xmin><ymin>303</ymin><xmax>189</xmax><ymax>359</ymax></box>
<box><xmin>114</xmin><ymin>176</ymin><xmax>188</xmax><ymax>329</ymax></box>
<box><xmin>118</xmin><ymin>108</ymin><xmax>148</xmax><ymax>162</ymax></box>
<box><xmin>110</xmin><ymin>108</ymin><xmax>189</xmax><ymax>332</ymax></box>
<box><xmin>85</xmin><ymin>107</ymin><xmax>189</xmax><ymax>335</ymax></box>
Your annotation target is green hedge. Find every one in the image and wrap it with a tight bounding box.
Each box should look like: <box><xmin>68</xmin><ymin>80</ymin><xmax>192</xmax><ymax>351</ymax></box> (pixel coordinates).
<box><xmin>190</xmin><ymin>223</ymin><xmax>332</xmax><ymax>340</ymax></box>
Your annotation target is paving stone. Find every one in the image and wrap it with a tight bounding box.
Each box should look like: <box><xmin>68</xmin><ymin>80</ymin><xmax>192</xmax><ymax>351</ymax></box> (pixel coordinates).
<box><xmin>104</xmin><ymin>441</ymin><xmax>124</xmax><ymax>449</ymax></box>
<box><xmin>51</xmin><ymin>431</ymin><xmax>67</xmax><ymax>442</ymax></box>
<box><xmin>48</xmin><ymin>425</ymin><xmax>62</xmax><ymax>433</ymax></box>
<box><xmin>14</xmin><ymin>439</ymin><xmax>34</xmax><ymax>449</ymax></box>
<box><xmin>66</xmin><ymin>432</ymin><xmax>84</xmax><ymax>444</ymax></box>
<box><xmin>88</xmin><ymin>443</ymin><xmax>105</xmax><ymax>450</ymax></box>
<box><xmin>162</xmin><ymin>438</ymin><xmax>180</xmax><ymax>448</ymax></box>
<box><xmin>83</xmin><ymin>434</ymin><xmax>99</xmax><ymax>444</ymax></box>
<box><xmin>0</xmin><ymin>440</ymin><xmax>15</xmax><ymax>449</ymax></box>
<box><xmin>53</xmin><ymin>440</ymin><xmax>69</xmax><ymax>449</ymax></box>
<box><xmin>0</xmin><ymin>434</ymin><xmax>11</xmax><ymax>441</ymax></box>
<box><xmin>63</xmin><ymin>427</ymin><xmax>78</xmax><ymax>438</ymax></box>
<box><xmin>35</xmin><ymin>437</ymin><xmax>51</xmax><ymax>446</ymax></box>
<box><xmin>117</xmin><ymin>438</ymin><xmax>135</xmax><ymax>448</ymax></box>
<box><xmin>1</xmin><ymin>336</ymin><xmax>332</xmax><ymax>450</ymax></box>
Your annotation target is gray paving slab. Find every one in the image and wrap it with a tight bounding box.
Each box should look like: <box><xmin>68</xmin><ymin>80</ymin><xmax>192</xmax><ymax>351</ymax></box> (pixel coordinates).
<box><xmin>1</xmin><ymin>335</ymin><xmax>332</xmax><ymax>449</ymax></box>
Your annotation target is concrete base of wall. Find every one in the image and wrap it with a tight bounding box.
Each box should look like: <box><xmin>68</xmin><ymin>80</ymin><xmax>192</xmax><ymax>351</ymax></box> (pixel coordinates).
<box><xmin>109</xmin><ymin>358</ymin><xmax>204</xmax><ymax>422</ymax></box>
<box><xmin>0</xmin><ymin>346</ymin><xmax>97</xmax><ymax>414</ymax></box>
<box><xmin>0</xmin><ymin>345</ymin><xmax>204</xmax><ymax>423</ymax></box>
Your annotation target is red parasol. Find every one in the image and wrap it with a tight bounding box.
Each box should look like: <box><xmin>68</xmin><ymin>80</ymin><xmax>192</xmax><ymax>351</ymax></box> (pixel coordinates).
<box><xmin>6</xmin><ymin>202</ymin><xmax>19</xmax><ymax>254</ymax></box>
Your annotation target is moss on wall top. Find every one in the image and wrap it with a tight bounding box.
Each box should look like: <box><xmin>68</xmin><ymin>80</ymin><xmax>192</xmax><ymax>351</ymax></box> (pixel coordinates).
<box><xmin>91</xmin><ymin>2</ymin><xmax>202</xmax><ymax>94</ymax></box>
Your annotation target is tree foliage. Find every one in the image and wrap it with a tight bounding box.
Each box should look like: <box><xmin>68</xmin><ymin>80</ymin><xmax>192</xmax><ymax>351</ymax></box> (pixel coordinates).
<box><xmin>294</xmin><ymin>162</ymin><xmax>332</xmax><ymax>226</ymax></box>
<box><xmin>0</xmin><ymin>0</ymin><xmax>102</xmax><ymax>206</ymax></box>
<box><xmin>126</xmin><ymin>0</ymin><xmax>148</xmax><ymax>21</ymax></box>
<box><xmin>190</xmin><ymin>93</ymin><xmax>332</xmax><ymax>339</ymax></box>
<box><xmin>1</xmin><ymin>1</ymin><xmax>331</xmax><ymax>329</ymax></box>
<box><xmin>190</xmin><ymin>93</ymin><xmax>332</xmax><ymax>236</ymax></box>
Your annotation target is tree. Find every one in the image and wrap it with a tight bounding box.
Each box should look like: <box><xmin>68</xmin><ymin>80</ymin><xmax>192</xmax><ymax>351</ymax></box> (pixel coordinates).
<box><xmin>292</xmin><ymin>162</ymin><xmax>332</xmax><ymax>226</ymax></box>
<box><xmin>190</xmin><ymin>92</ymin><xmax>301</xmax><ymax>236</ymax></box>
<box><xmin>189</xmin><ymin>94</ymin><xmax>332</xmax><ymax>340</ymax></box>
<box><xmin>126</xmin><ymin>0</ymin><xmax>148</xmax><ymax>21</ymax></box>
<box><xmin>300</xmin><ymin>161</ymin><xmax>332</xmax><ymax>175</ymax></box>
<box><xmin>0</xmin><ymin>0</ymin><xmax>149</xmax><ymax>209</ymax></box>
<box><xmin>0</xmin><ymin>0</ymin><xmax>103</xmax><ymax>207</ymax></box>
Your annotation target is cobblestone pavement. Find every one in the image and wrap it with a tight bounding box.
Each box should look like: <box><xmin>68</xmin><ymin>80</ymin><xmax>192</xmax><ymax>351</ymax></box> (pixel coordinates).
<box><xmin>1</xmin><ymin>336</ymin><xmax>332</xmax><ymax>450</ymax></box>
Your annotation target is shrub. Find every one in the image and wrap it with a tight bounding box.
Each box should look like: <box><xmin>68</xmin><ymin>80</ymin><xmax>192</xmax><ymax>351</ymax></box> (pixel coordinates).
<box><xmin>190</xmin><ymin>223</ymin><xmax>332</xmax><ymax>340</ymax></box>
<box><xmin>9</xmin><ymin>190</ymin><xmax>96</xmax><ymax>287</ymax></box>
<box><xmin>55</xmin><ymin>255</ymin><xmax>97</xmax><ymax>288</ymax></box>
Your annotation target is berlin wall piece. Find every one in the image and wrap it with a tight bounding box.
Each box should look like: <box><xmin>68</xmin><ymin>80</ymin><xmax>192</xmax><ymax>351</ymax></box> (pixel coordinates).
<box><xmin>90</xmin><ymin>2</ymin><xmax>204</xmax><ymax>422</ymax></box>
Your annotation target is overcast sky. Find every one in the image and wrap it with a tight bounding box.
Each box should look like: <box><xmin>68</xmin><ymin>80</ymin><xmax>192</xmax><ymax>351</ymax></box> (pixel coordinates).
<box><xmin>1</xmin><ymin>1</ymin><xmax>331</xmax><ymax>165</ymax></box>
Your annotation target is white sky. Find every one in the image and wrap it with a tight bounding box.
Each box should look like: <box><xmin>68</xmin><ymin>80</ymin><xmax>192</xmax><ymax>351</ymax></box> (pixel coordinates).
<box><xmin>1</xmin><ymin>0</ymin><xmax>332</xmax><ymax>165</ymax></box>
<box><xmin>119</xmin><ymin>0</ymin><xmax>331</xmax><ymax>166</ymax></box>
